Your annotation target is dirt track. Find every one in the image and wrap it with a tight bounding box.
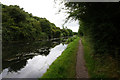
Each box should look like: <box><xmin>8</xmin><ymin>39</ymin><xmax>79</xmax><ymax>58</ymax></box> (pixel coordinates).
<box><xmin>76</xmin><ymin>39</ymin><xmax>89</xmax><ymax>78</ymax></box>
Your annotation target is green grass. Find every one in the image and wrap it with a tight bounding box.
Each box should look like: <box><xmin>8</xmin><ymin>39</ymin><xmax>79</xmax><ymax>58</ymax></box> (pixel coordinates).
<box><xmin>41</xmin><ymin>37</ymin><xmax>80</xmax><ymax>78</ymax></box>
<box><xmin>82</xmin><ymin>36</ymin><xmax>120</xmax><ymax>78</ymax></box>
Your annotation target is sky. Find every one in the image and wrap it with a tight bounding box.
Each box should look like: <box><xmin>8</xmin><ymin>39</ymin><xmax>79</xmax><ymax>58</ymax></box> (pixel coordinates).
<box><xmin>1</xmin><ymin>0</ymin><xmax>79</xmax><ymax>32</ymax></box>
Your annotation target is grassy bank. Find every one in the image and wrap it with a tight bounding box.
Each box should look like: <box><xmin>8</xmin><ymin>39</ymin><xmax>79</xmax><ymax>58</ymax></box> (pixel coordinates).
<box><xmin>41</xmin><ymin>37</ymin><xmax>80</xmax><ymax>78</ymax></box>
<box><xmin>65</xmin><ymin>35</ymin><xmax>78</xmax><ymax>44</ymax></box>
<box><xmin>82</xmin><ymin>36</ymin><xmax>120</xmax><ymax>78</ymax></box>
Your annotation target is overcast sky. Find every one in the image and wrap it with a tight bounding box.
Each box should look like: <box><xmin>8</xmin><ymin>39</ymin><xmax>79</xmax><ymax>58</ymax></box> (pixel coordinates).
<box><xmin>1</xmin><ymin>0</ymin><xmax>79</xmax><ymax>32</ymax></box>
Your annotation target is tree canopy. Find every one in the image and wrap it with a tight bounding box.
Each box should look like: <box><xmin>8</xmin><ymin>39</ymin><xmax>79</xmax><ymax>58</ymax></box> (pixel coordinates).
<box><xmin>2</xmin><ymin>4</ymin><xmax>74</xmax><ymax>41</ymax></box>
<box><xmin>63</xmin><ymin>2</ymin><xmax>120</xmax><ymax>56</ymax></box>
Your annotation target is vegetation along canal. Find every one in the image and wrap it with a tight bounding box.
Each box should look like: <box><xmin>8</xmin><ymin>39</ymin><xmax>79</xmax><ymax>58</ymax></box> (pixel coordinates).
<box><xmin>1</xmin><ymin>39</ymin><xmax>68</xmax><ymax>78</ymax></box>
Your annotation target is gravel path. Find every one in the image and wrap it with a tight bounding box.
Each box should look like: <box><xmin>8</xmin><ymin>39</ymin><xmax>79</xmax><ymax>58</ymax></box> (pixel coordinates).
<box><xmin>76</xmin><ymin>39</ymin><xmax>89</xmax><ymax>78</ymax></box>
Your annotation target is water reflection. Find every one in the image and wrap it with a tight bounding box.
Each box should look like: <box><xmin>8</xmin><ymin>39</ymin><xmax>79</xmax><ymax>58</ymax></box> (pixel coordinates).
<box><xmin>1</xmin><ymin>39</ymin><xmax>67</xmax><ymax>78</ymax></box>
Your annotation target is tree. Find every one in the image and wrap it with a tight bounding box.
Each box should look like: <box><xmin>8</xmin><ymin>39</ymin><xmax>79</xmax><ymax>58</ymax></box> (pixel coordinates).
<box><xmin>63</xmin><ymin>2</ymin><xmax>120</xmax><ymax>55</ymax></box>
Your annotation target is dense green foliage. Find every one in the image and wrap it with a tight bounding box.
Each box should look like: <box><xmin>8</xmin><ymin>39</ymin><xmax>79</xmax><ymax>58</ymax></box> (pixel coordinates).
<box><xmin>65</xmin><ymin>35</ymin><xmax>78</xmax><ymax>44</ymax></box>
<box><xmin>41</xmin><ymin>37</ymin><xmax>79</xmax><ymax>78</ymax></box>
<box><xmin>82</xmin><ymin>36</ymin><xmax>120</xmax><ymax>78</ymax></box>
<box><xmin>64</xmin><ymin>2</ymin><xmax>120</xmax><ymax>57</ymax></box>
<box><xmin>62</xmin><ymin>2</ymin><xmax>120</xmax><ymax>78</ymax></box>
<box><xmin>2</xmin><ymin>4</ymin><xmax>74</xmax><ymax>41</ymax></box>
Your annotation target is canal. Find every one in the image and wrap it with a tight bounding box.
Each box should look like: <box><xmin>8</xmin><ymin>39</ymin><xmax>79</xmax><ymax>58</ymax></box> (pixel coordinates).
<box><xmin>1</xmin><ymin>39</ymin><xmax>68</xmax><ymax>78</ymax></box>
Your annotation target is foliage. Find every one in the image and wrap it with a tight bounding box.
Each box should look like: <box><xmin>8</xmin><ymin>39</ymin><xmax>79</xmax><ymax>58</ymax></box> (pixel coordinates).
<box><xmin>73</xmin><ymin>32</ymin><xmax>78</xmax><ymax>35</ymax></box>
<box><xmin>82</xmin><ymin>36</ymin><xmax>120</xmax><ymax>78</ymax></box>
<box><xmin>78</xmin><ymin>26</ymin><xmax>83</xmax><ymax>36</ymax></box>
<box><xmin>2</xmin><ymin>4</ymin><xmax>74</xmax><ymax>41</ymax></box>
<box><xmin>64</xmin><ymin>2</ymin><xmax>120</xmax><ymax>56</ymax></box>
<box><xmin>65</xmin><ymin>35</ymin><xmax>78</xmax><ymax>44</ymax></box>
<box><xmin>41</xmin><ymin>37</ymin><xmax>79</xmax><ymax>78</ymax></box>
<box><xmin>61</xmin><ymin>2</ymin><xmax>120</xmax><ymax>78</ymax></box>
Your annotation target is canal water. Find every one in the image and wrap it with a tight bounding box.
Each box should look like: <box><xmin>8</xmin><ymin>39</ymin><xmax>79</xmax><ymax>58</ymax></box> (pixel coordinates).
<box><xmin>1</xmin><ymin>39</ymin><xmax>68</xmax><ymax>78</ymax></box>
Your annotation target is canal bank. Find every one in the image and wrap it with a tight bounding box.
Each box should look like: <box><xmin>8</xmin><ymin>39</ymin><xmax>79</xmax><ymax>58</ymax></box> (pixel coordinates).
<box><xmin>41</xmin><ymin>37</ymin><xmax>80</xmax><ymax>78</ymax></box>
